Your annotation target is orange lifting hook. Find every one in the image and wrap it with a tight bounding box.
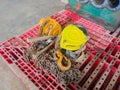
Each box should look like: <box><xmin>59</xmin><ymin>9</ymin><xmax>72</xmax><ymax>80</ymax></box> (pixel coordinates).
<box><xmin>56</xmin><ymin>49</ymin><xmax>71</xmax><ymax>71</ymax></box>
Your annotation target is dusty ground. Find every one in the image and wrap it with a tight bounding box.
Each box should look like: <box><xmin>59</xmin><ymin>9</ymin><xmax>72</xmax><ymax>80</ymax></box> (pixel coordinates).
<box><xmin>0</xmin><ymin>0</ymin><xmax>64</xmax><ymax>90</ymax></box>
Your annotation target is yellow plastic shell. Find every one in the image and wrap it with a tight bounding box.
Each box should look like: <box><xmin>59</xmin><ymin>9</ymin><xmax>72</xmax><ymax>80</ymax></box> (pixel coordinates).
<box><xmin>60</xmin><ymin>24</ymin><xmax>87</xmax><ymax>50</ymax></box>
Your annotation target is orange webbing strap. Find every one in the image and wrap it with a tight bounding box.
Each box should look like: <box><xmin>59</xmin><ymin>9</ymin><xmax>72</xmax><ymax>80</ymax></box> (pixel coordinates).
<box><xmin>38</xmin><ymin>17</ymin><xmax>62</xmax><ymax>36</ymax></box>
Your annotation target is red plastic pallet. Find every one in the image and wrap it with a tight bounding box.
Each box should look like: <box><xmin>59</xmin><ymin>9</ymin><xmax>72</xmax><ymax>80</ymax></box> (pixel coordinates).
<box><xmin>0</xmin><ymin>10</ymin><xmax>120</xmax><ymax>90</ymax></box>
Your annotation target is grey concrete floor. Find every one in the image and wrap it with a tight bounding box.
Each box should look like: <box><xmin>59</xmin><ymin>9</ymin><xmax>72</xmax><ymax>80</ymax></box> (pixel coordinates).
<box><xmin>0</xmin><ymin>0</ymin><xmax>64</xmax><ymax>90</ymax></box>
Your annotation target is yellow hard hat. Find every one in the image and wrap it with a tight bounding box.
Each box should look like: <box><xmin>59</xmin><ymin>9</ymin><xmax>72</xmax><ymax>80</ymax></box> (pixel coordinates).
<box><xmin>60</xmin><ymin>24</ymin><xmax>88</xmax><ymax>50</ymax></box>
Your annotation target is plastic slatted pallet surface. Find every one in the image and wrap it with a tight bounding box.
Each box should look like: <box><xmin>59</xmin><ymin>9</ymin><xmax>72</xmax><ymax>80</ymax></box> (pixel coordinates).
<box><xmin>0</xmin><ymin>10</ymin><xmax>120</xmax><ymax>90</ymax></box>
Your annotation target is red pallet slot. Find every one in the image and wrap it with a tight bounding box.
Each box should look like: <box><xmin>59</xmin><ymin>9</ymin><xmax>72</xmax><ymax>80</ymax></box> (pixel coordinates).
<box><xmin>87</xmin><ymin>38</ymin><xmax>96</xmax><ymax>45</ymax></box>
<box><xmin>87</xmin><ymin>26</ymin><xmax>106</xmax><ymax>35</ymax></box>
<box><xmin>111</xmin><ymin>45</ymin><xmax>120</xmax><ymax>56</ymax></box>
<box><xmin>88</xmin><ymin>37</ymin><xmax>108</xmax><ymax>47</ymax></box>
<box><xmin>86</xmin><ymin>40</ymin><xmax>94</xmax><ymax>47</ymax></box>
<box><xmin>67</xmin><ymin>83</ymin><xmax>78</xmax><ymax>90</ymax></box>
<box><xmin>5</xmin><ymin>47</ymin><xmax>19</xmax><ymax>60</ymax></box>
<box><xmin>19</xmin><ymin>26</ymin><xmax>39</xmax><ymax>44</ymax></box>
<box><xmin>0</xmin><ymin>48</ymin><xmax>13</xmax><ymax>64</ymax></box>
<box><xmin>87</xmin><ymin>39</ymin><xmax>107</xmax><ymax>50</ymax></box>
<box><xmin>65</xmin><ymin>12</ymin><xmax>82</xmax><ymax>21</ymax></box>
<box><xmin>99</xmin><ymin>52</ymin><xmax>114</xmax><ymax>64</ymax></box>
<box><xmin>112</xmin><ymin>37</ymin><xmax>118</xmax><ymax>42</ymax></box>
<box><xmin>58</xmin><ymin>10</ymin><xmax>82</xmax><ymax>21</ymax></box>
<box><xmin>105</xmin><ymin>65</ymin><xmax>120</xmax><ymax>90</ymax></box>
<box><xmin>106</xmin><ymin>41</ymin><xmax>120</xmax><ymax>55</ymax></box>
<box><xmin>114</xmin><ymin>60</ymin><xmax>120</xmax><ymax>68</ymax></box>
<box><xmin>87</xmin><ymin>62</ymin><xmax>109</xmax><ymax>90</ymax></box>
<box><xmin>115</xmin><ymin>49</ymin><xmax>120</xmax><ymax>59</ymax></box>
<box><xmin>101</xmin><ymin>53</ymin><xmax>111</xmax><ymax>63</ymax></box>
<box><xmin>87</xmin><ymin>28</ymin><xmax>104</xmax><ymax>37</ymax></box>
<box><xmin>87</xmin><ymin>40</ymin><xmax>98</xmax><ymax>50</ymax></box>
<box><xmin>89</xmin><ymin>31</ymin><xmax>111</xmax><ymax>45</ymax></box>
<box><xmin>99</xmin><ymin>52</ymin><xmax>107</xmax><ymax>59</ymax></box>
<box><xmin>85</xmin><ymin>43</ymin><xmax>97</xmax><ymax>55</ymax></box>
<box><xmin>106</xmin><ymin>55</ymin><xmax>114</xmax><ymax>63</ymax></box>
<box><xmin>76</xmin><ymin>22</ymin><xmax>105</xmax><ymax>35</ymax></box>
<box><xmin>0</xmin><ymin>37</ymin><xmax>28</xmax><ymax>48</ymax></box>
<box><xmin>113</xmin><ymin>75</ymin><xmax>120</xmax><ymax>90</ymax></box>
<box><xmin>100</xmin><ymin>67</ymin><xmax>117</xmax><ymax>90</ymax></box>
<box><xmin>0</xmin><ymin>45</ymin><xmax>26</xmax><ymax>64</ymax></box>
<box><xmin>89</xmin><ymin>32</ymin><xmax>114</xmax><ymax>51</ymax></box>
<box><xmin>95</xmin><ymin>42</ymin><xmax>107</xmax><ymax>50</ymax></box>
<box><xmin>50</xmin><ymin>11</ymin><xmax>73</xmax><ymax>28</ymax></box>
<box><xmin>75</xmin><ymin>18</ymin><xmax>106</xmax><ymax>32</ymax></box>
<box><xmin>105</xmin><ymin>42</ymin><xmax>113</xmax><ymax>52</ymax></box>
<box><xmin>61</xmin><ymin>10</ymin><xmax>73</xmax><ymax>16</ymax></box>
<box><xmin>78</xmin><ymin>59</ymin><xmax>101</xmax><ymax>87</ymax></box>
<box><xmin>79</xmin><ymin>54</ymin><xmax>94</xmax><ymax>71</ymax></box>
<box><xmin>118</xmin><ymin>41</ymin><xmax>120</xmax><ymax>46</ymax></box>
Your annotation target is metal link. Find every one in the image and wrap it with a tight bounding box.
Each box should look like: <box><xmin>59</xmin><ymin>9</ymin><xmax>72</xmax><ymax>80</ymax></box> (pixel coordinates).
<box><xmin>24</xmin><ymin>41</ymin><xmax>81</xmax><ymax>85</ymax></box>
